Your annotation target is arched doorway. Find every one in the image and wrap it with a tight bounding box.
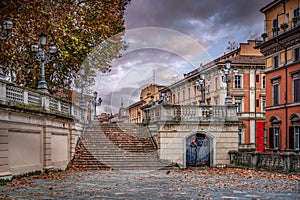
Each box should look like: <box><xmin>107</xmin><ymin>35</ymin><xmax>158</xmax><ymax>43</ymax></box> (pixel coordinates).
<box><xmin>186</xmin><ymin>132</ymin><xmax>211</xmax><ymax>167</ymax></box>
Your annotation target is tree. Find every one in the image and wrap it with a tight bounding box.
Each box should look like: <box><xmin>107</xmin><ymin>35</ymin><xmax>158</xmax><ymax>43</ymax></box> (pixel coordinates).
<box><xmin>0</xmin><ymin>0</ymin><xmax>130</xmax><ymax>97</ymax></box>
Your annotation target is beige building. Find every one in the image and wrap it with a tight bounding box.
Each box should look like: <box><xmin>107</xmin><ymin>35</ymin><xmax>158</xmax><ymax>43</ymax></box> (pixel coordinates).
<box><xmin>127</xmin><ymin>84</ymin><xmax>165</xmax><ymax>123</ymax></box>
<box><xmin>161</xmin><ymin>40</ymin><xmax>266</xmax><ymax>151</ymax></box>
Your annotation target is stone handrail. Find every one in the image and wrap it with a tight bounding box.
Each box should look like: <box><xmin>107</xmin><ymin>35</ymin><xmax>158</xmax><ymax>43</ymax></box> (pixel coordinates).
<box><xmin>229</xmin><ymin>151</ymin><xmax>300</xmax><ymax>173</ymax></box>
<box><xmin>0</xmin><ymin>79</ymin><xmax>83</xmax><ymax>121</ymax></box>
<box><xmin>143</xmin><ymin>104</ymin><xmax>238</xmax><ymax>124</ymax></box>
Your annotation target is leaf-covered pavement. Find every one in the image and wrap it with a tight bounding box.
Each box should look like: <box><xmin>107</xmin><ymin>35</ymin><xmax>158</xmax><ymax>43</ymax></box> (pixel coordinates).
<box><xmin>0</xmin><ymin>167</ymin><xmax>299</xmax><ymax>199</ymax></box>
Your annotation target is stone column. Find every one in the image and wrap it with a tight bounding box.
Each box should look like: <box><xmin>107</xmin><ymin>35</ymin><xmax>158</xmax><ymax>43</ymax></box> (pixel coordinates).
<box><xmin>0</xmin><ymin>128</ymin><xmax>12</xmax><ymax>179</ymax></box>
<box><xmin>282</xmin><ymin>152</ymin><xmax>295</xmax><ymax>173</ymax></box>
<box><xmin>0</xmin><ymin>80</ymin><xmax>6</xmax><ymax>104</ymax></box>
<box><xmin>250</xmin><ymin>152</ymin><xmax>261</xmax><ymax>169</ymax></box>
<box><xmin>43</xmin><ymin>123</ymin><xmax>53</xmax><ymax>170</ymax></box>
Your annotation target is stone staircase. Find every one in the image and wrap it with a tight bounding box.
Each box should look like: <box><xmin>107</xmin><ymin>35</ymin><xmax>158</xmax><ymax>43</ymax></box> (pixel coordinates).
<box><xmin>67</xmin><ymin>122</ymin><xmax>172</xmax><ymax>170</ymax></box>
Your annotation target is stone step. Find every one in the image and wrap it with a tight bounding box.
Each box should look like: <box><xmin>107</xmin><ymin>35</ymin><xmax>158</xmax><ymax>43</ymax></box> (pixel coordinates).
<box><xmin>67</xmin><ymin>122</ymin><xmax>171</xmax><ymax>171</ymax></box>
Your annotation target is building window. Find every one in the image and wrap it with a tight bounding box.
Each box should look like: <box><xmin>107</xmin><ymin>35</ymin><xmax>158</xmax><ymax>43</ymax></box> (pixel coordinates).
<box><xmin>188</xmin><ymin>88</ymin><xmax>190</xmax><ymax>99</ymax></box>
<box><xmin>293</xmin><ymin>7</ymin><xmax>300</xmax><ymax>27</ymax></box>
<box><xmin>294</xmin><ymin>47</ymin><xmax>300</xmax><ymax>61</ymax></box>
<box><xmin>262</xmin><ymin>99</ymin><xmax>266</xmax><ymax>113</ymax></box>
<box><xmin>238</xmin><ymin>129</ymin><xmax>243</xmax><ymax>145</ymax></box>
<box><xmin>296</xmin><ymin>126</ymin><xmax>300</xmax><ymax>149</ymax></box>
<box><xmin>214</xmin><ymin>76</ymin><xmax>218</xmax><ymax>91</ymax></box>
<box><xmin>273</xmin><ymin>83</ymin><xmax>279</xmax><ymax>106</ymax></box>
<box><xmin>256</xmin><ymin>74</ymin><xmax>259</xmax><ymax>82</ymax></box>
<box><xmin>293</xmin><ymin>76</ymin><xmax>300</xmax><ymax>102</ymax></box>
<box><xmin>289</xmin><ymin>126</ymin><xmax>300</xmax><ymax>150</ymax></box>
<box><xmin>262</xmin><ymin>75</ymin><xmax>266</xmax><ymax>89</ymax></box>
<box><xmin>234</xmin><ymin>75</ymin><xmax>242</xmax><ymax>88</ymax></box>
<box><xmin>235</xmin><ymin>99</ymin><xmax>242</xmax><ymax>113</ymax></box>
<box><xmin>214</xmin><ymin>97</ymin><xmax>218</xmax><ymax>105</ymax></box>
<box><xmin>256</xmin><ymin>99</ymin><xmax>259</xmax><ymax>107</ymax></box>
<box><xmin>193</xmin><ymin>85</ymin><xmax>197</xmax><ymax>97</ymax></box>
<box><xmin>269</xmin><ymin>127</ymin><xmax>280</xmax><ymax>149</ymax></box>
<box><xmin>182</xmin><ymin>89</ymin><xmax>185</xmax><ymax>101</ymax></box>
<box><xmin>177</xmin><ymin>92</ymin><xmax>180</xmax><ymax>103</ymax></box>
<box><xmin>294</xmin><ymin>7</ymin><xmax>299</xmax><ymax>17</ymax></box>
<box><xmin>273</xmin><ymin>56</ymin><xmax>279</xmax><ymax>68</ymax></box>
<box><xmin>273</xmin><ymin>18</ymin><xmax>278</xmax><ymax>37</ymax></box>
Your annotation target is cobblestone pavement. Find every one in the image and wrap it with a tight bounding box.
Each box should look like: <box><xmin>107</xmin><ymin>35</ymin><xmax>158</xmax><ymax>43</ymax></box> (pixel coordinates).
<box><xmin>0</xmin><ymin>168</ymin><xmax>299</xmax><ymax>200</ymax></box>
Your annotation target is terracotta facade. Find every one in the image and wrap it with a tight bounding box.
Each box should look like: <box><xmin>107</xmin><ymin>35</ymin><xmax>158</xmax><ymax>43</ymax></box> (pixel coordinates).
<box><xmin>257</xmin><ymin>0</ymin><xmax>300</xmax><ymax>152</ymax></box>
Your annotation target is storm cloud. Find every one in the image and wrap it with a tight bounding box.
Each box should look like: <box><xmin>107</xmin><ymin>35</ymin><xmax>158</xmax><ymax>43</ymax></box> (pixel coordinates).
<box><xmin>91</xmin><ymin>0</ymin><xmax>271</xmax><ymax>114</ymax></box>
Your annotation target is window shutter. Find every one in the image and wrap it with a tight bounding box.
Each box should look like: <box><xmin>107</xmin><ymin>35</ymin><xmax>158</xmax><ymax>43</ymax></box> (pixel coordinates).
<box><xmin>289</xmin><ymin>126</ymin><xmax>295</xmax><ymax>150</ymax></box>
<box><xmin>294</xmin><ymin>78</ymin><xmax>300</xmax><ymax>102</ymax></box>
<box><xmin>269</xmin><ymin>128</ymin><xmax>274</xmax><ymax>149</ymax></box>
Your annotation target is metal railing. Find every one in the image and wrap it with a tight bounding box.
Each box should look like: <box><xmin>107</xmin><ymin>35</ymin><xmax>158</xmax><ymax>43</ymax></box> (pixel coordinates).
<box><xmin>255</xmin><ymin>19</ymin><xmax>300</xmax><ymax>45</ymax></box>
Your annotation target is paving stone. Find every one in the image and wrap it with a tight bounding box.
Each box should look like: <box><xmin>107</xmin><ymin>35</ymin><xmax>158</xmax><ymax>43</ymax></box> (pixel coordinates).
<box><xmin>1</xmin><ymin>168</ymin><xmax>299</xmax><ymax>199</ymax></box>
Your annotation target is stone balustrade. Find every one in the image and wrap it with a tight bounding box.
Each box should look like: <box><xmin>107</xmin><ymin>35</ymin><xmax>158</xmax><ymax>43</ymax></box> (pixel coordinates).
<box><xmin>229</xmin><ymin>151</ymin><xmax>300</xmax><ymax>173</ymax></box>
<box><xmin>0</xmin><ymin>79</ymin><xmax>83</xmax><ymax>121</ymax></box>
<box><xmin>143</xmin><ymin>104</ymin><xmax>238</xmax><ymax>124</ymax></box>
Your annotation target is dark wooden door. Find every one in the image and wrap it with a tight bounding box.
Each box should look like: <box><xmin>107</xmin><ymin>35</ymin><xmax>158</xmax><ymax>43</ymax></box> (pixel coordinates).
<box><xmin>186</xmin><ymin>133</ymin><xmax>210</xmax><ymax>166</ymax></box>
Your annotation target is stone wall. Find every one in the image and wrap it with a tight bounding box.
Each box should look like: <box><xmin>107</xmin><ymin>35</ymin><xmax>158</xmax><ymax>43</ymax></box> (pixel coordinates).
<box><xmin>144</xmin><ymin>104</ymin><xmax>240</xmax><ymax>168</ymax></box>
<box><xmin>151</xmin><ymin>122</ymin><xmax>239</xmax><ymax>168</ymax></box>
<box><xmin>0</xmin><ymin>80</ymin><xmax>85</xmax><ymax>178</ymax></box>
<box><xmin>0</xmin><ymin>106</ymin><xmax>81</xmax><ymax>178</ymax></box>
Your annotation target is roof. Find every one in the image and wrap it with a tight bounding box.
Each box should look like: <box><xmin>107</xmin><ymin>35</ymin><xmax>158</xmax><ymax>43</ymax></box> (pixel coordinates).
<box><xmin>127</xmin><ymin>100</ymin><xmax>145</xmax><ymax>109</ymax></box>
<box><xmin>259</xmin><ymin>0</ymin><xmax>281</xmax><ymax>13</ymax></box>
<box><xmin>228</xmin><ymin>55</ymin><xmax>265</xmax><ymax>65</ymax></box>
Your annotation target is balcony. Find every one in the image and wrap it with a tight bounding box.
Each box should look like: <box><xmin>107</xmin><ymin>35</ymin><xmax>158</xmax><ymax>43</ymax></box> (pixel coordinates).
<box><xmin>255</xmin><ymin>18</ymin><xmax>300</xmax><ymax>46</ymax></box>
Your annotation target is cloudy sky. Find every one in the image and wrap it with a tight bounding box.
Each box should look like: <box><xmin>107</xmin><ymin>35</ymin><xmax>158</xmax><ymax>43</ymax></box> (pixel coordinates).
<box><xmin>92</xmin><ymin>0</ymin><xmax>271</xmax><ymax>114</ymax></box>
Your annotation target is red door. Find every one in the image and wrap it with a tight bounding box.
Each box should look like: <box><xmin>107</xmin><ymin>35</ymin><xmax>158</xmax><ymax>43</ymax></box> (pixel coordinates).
<box><xmin>256</xmin><ymin>122</ymin><xmax>265</xmax><ymax>152</ymax></box>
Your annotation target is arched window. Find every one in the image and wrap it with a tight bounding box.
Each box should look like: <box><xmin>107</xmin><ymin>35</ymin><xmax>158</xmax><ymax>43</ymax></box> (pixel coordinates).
<box><xmin>289</xmin><ymin>113</ymin><xmax>300</xmax><ymax>150</ymax></box>
<box><xmin>269</xmin><ymin>116</ymin><xmax>281</xmax><ymax>149</ymax></box>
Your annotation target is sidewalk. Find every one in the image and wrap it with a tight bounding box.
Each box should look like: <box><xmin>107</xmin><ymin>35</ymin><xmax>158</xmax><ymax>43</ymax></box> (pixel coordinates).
<box><xmin>0</xmin><ymin>167</ymin><xmax>299</xmax><ymax>199</ymax></box>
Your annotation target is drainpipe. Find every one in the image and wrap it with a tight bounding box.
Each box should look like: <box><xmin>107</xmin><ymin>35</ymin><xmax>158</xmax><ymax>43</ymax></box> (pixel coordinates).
<box><xmin>275</xmin><ymin>1</ymin><xmax>288</xmax><ymax>152</ymax></box>
<box><xmin>254</xmin><ymin>65</ymin><xmax>257</xmax><ymax>151</ymax></box>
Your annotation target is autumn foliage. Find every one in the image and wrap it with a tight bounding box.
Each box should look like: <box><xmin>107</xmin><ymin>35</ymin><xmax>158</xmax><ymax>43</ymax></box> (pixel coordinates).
<box><xmin>0</xmin><ymin>0</ymin><xmax>130</xmax><ymax>96</ymax></box>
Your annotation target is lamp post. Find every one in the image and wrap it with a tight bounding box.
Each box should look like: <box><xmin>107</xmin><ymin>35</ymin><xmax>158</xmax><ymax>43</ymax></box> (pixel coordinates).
<box><xmin>219</xmin><ymin>60</ymin><xmax>238</xmax><ymax>104</ymax></box>
<box><xmin>0</xmin><ymin>17</ymin><xmax>13</xmax><ymax>78</ymax></box>
<box><xmin>93</xmin><ymin>91</ymin><xmax>102</xmax><ymax>119</ymax></box>
<box><xmin>158</xmin><ymin>90</ymin><xmax>166</xmax><ymax>104</ymax></box>
<box><xmin>31</xmin><ymin>32</ymin><xmax>57</xmax><ymax>93</ymax></box>
<box><xmin>77</xmin><ymin>67</ymin><xmax>93</xmax><ymax>108</ymax></box>
<box><xmin>196</xmin><ymin>73</ymin><xmax>211</xmax><ymax>105</ymax></box>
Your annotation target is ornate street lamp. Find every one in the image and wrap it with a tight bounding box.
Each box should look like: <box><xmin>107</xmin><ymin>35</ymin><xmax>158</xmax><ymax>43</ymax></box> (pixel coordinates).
<box><xmin>31</xmin><ymin>32</ymin><xmax>57</xmax><ymax>93</ymax></box>
<box><xmin>0</xmin><ymin>17</ymin><xmax>13</xmax><ymax>79</ymax></box>
<box><xmin>77</xmin><ymin>67</ymin><xmax>94</xmax><ymax>108</ymax></box>
<box><xmin>93</xmin><ymin>91</ymin><xmax>102</xmax><ymax>119</ymax></box>
<box><xmin>158</xmin><ymin>90</ymin><xmax>166</xmax><ymax>104</ymax></box>
<box><xmin>196</xmin><ymin>73</ymin><xmax>211</xmax><ymax>105</ymax></box>
<box><xmin>219</xmin><ymin>60</ymin><xmax>238</xmax><ymax>104</ymax></box>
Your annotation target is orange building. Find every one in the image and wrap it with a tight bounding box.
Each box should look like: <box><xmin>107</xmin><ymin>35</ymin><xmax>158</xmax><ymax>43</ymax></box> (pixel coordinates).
<box><xmin>256</xmin><ymin>0</ymin><xmax>300</xmax><ymax>152</ymax></box>
<box><xmin>162</xmin><ymin>40</ymin><xmax>266</xmax><ymax>151</ymax></box>
<box><xmin>127</xmin><ymin>84</ymin><xmax>165</xmax><ymax>123</ymax></box>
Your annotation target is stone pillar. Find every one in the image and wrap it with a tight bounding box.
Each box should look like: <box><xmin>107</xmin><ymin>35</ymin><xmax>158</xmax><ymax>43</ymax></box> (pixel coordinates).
<box><xmin>0</xmin><ymin>80</ymin><xmax>6</xmax><ymax>104</ymax></box>
<box><xmin>23</xmin><ymin>90</ymin><xmax>28</xmax><ymax>104</ymax></box>
<box><xmin>250</xmin><ymin>152</ymin><xmax>261</xmax><ymax>169</ymax></box>
<box><xmin>42</xmin><ymin>95</ymin><xmax>50</xmax><ymax>111</ymax></box>
<box><xmin>282</xmin><ymin>152</ymin><xmax>295</xmax><ymax>173</ymax></box>
<box><xmin>228</xmin><ymin>150</ymin><xmax>237</xmax><ymax>166</ymax></box>
<box><xmin>43</xmin><ymin>123</ymin><xmax>53</xmax><ymax>170</ymax></box>
<box><xmin>0</xmin><ymin>128</ymin><xmax>12</xmax><ymax>179</ymax></box>
<box><xmin>57</xmin><ymin>100</ymin><xmax>61</xmax><ymax>112</ymax></box>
